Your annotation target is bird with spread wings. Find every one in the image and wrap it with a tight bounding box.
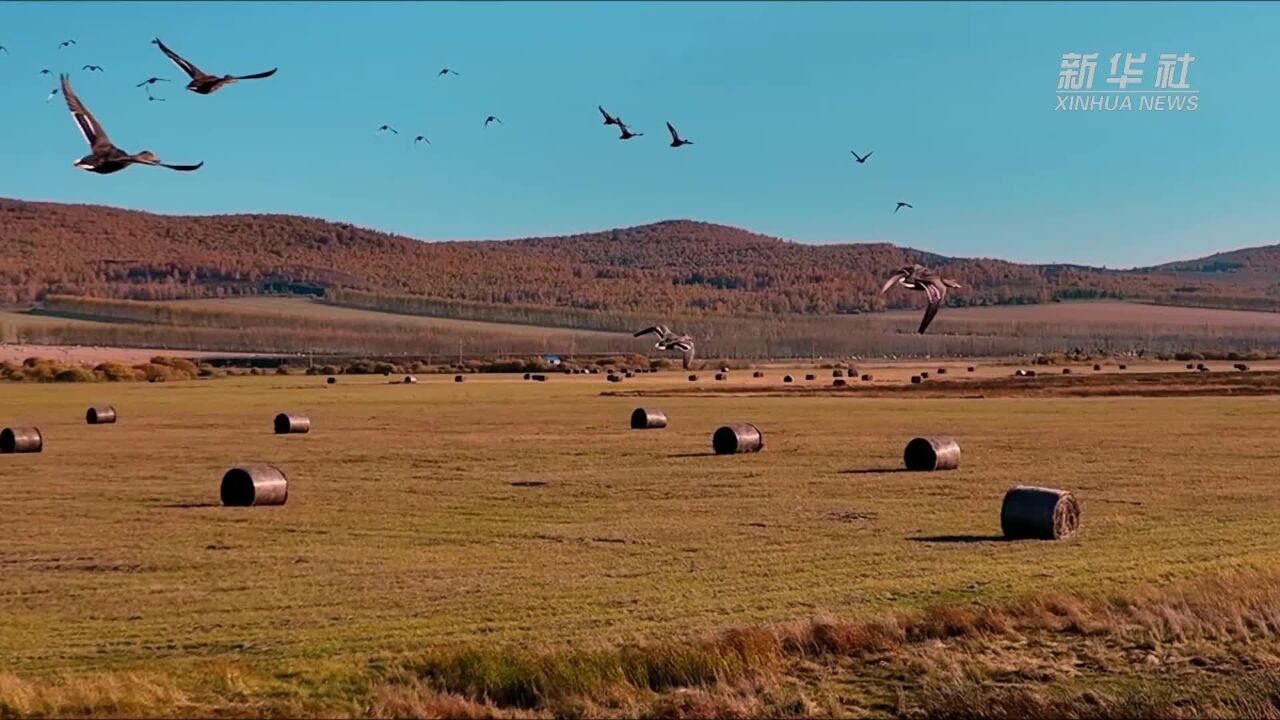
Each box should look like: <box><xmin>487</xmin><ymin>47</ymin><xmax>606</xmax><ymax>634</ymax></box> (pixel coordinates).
<box><xmin>881</xmin><ymin>264</ymin><xmax>962</xmax><ymax>334</ymax></box>
<box><xmin>633</xmin><ymin>325</ymin><xmax>696</xmax><ymax>369</ymax></box>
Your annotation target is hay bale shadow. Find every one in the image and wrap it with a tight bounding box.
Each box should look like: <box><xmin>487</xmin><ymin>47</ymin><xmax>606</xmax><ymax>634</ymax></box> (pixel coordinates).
<box><xmin>910</xmin><ymin>535</ymin><xmax>1009</xmax><ymax>544</ymax></box>
<box><xmin>668</xmin><ymin>452</ymin><xmax>719</xmax><ymax>458</ymax></box>
<box><xmin>840</xmin><ymin>467</ymin><xmax>911</xmax><ymax>475</ymax></box>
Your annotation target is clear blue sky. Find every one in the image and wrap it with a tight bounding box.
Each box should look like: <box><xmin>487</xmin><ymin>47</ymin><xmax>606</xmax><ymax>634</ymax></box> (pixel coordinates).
<box><xmin>1</xmin><ymin>1</ymin><xmax>1276</xmax><ymax>267</ymax></box>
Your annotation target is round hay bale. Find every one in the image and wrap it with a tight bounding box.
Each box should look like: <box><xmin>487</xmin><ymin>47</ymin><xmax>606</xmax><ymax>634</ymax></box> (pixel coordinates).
<box><xmin>624</xmin><ymin>372</ymin><xmax>634</xmax><ymax>378</ymax></box>
<box><xmin>712</xmin><ymin>423</ymin><xmax>763</xmax><ymax>455</ymax></box>
<box><xmin>1235</xmin><ymin>363</ymin><xmax>1250</xmax><ymax>372</ymax></box>
<box><xmin>920</xmin><ymin>371</ymin><xmax>930</xmax><ymax>379</ymax></box>
<box><xmin>1062</xmin><ymin>368</ymin><xmax>1071</xmax><ymax>375</ymax></box>
<box><xmin>688</xmin><ymin>374</ymin><xmax>699</xmax><ymax>381</ymax></box>
<box><xmin>720</xmin><ymin>366</ymin><xmax>730</xmax><ymax>373</ymax></box>
<box><xmin>1014</xmin><ymin>369</ymin><xmax>1027</xmax><ymax>377</ymax></box>
<box><xmin>274</xmin><ymin>413</ymin><xmax>310</xmax><ymax>435</ymax></box>
<box><xmin>1093</xmin><ymin>364</ymin><xmax>1101</xmax><ymax>371</ymax></box>
<box><xmin>804</xmin><ymin>374</ymin><xmax>816</xmax><ymax>381</ymax></box>
<box><xmin>1001</xmin><ymin>486</ymin><xmax>1079</xmax><ymax>540</ymax></box>
<box><xmin>1119</xmin><ymin>364</ymin><xmax>1128</xmax><ymax>370</ymax></box>
<box><xmin>523</xmin><ymin>373</ymin><xmax>531</xmax><ymax>380</ymax></box>
<box><xmin>832</xmin><ymin>378</ymin><xmax>847</xmax><ymax>387</ymax></box>
<box><xmin>630</xmin><ymin>408</ymin><xmax>668</xmax><ymax>429</ymax></box>
<box><xmin>783</xmin><ymin>375</ymin><xmax>794</xmax><ymax>383</ymax></box>
<box><xmin>404</xmin><ymin>375</ymin><xmax>418</xmax><ymax>384</ymax></box>
<box><xmin>326</xmin><ymin>377</ymin><xmax>336</xmax><ymax>385</ymax></box>
<box><xmin>752</xmin><ymin>371</ymin><xmax>765</xmax><ymax>378</ymax></box>
<box><xmin>0</xmin><ymin>427</ymin><xmax>42</xmax><ymax>454</ymax></box>
<box><xmin>967</xmin><ymin>366</ymin><xmax>975</xmax><ymax>372</ymax></box>
<box><xmin>903</xmin><ymin>435</ymin><xmax>961</xmax><ymax>471</ymax></box>
<box><xmin>715</xmin><ymin>373</ymin><xmax>726</xmax><ymax>381</ymax></box>
<box><xmin>85</xmin><ymin>405</ymin><xmax>117</xmax><ymax>425</ymax></box>
<box><xmin>532</xmin><ymin>374</ymin><xmax>548</xmax><ymax>382</ymax></box>
<box><xmin>607</xmin><ymin>375</ymin><xmax>622</xmax><ymax>383</ymax></box>
<box><xmin>832</xmin><ymin>369</ymin><xmax>844</xmax><ymax>378</ymax></box>
<box><xmin>220</xmin><ymin>464</ymin><xmax>288</xmax><ymax>507</ymax></box>
<box><xmin>1026</xmin><ymin>370</ymin><xmax>1037</xmax><ymax>377</ymax></box>
<box><xmin>1186</xmin><ymin>363</ymin><xmax>1195</xmax><ymax>370</ymax></box>
<box><xmin>910</xmin><ymin>375</ymin><xmax>922</xmax><ymax>384</ymax></box>
<box><xmin>454</xmin><ymin>374</ymin><xmax>465</xmax><ymax>383</ymax></box>
<box><xmin>861</xmin><ymin>374</ymin><xmax>873</xmax><ymax>381</ymax></box>
<box><xmin>936</xmin><ymin>368</ymin><xmax>947</xmax><ymax>375</ymax></box>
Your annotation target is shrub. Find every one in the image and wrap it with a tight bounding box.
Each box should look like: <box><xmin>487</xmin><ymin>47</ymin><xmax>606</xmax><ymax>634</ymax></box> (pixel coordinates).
<box><xmin>54</xmin><ymin>367</ymin><xmax>98</xmax><ymax>383</ymax></box>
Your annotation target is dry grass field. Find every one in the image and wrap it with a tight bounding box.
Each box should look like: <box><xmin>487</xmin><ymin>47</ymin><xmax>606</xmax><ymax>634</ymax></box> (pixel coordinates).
<box><xmin>2</xmin><ymin>369</ymin><xmax>1280</xmax><ymax>716</ymax></box>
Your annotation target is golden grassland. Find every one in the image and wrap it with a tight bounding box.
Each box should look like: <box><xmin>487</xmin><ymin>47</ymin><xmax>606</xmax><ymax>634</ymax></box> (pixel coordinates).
<box><xmin>2</xmin><ymin>370</ymin><xmax>1280</xmax><ymax>716</ymax></box>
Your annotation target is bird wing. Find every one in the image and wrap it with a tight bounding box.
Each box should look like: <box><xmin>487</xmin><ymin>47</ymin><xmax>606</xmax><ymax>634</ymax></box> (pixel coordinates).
<box><xmin>666</xmin><ymin>122</ymin><xmax>679</xmax><ymax>142</ymax></box>
<box><xmin>598</xmin><ymin>106</ymin><xmax>614</xmax><ymax>122</ymax></box>
<box><xmin>881</xmin><ymin>269</ymin><xmax>908</xmax><ymax>294</ymax></box>
<box><xmin>917</xmin><ymin>280</ymin><xmax>947</xmax><ymax>334</ymax></box>
<box><xmin>60</xmin><ymin>74</ymin><xmax>111</xmax><ymax>151</ymax></box>
<box><xmin>233</xmin><ymin>68</ymin><xmax>277</xmax><ymax>81</ymax></box>
<box><xmin>157</xmin><ymin>161</ymin><xmax>203</xmax><ymax>172</ymax></box>
<box><xmin>863</xmin><ymin>151</ymin><xmax>873</xmax><ymax>161</ymax></box>
<box><xmin>682</xmin><ymin>345</ymin><xmax>695</xmax><ymax>370</ymax></box>
<box><xmin>153</xmin><ymin>38</ymin><xmax>205</xmax><ymax>79</ymax></box>
<box><xmin>633</xmin><ymin>325</ymin><xmax>664</xmax><ymax>338</ymax></box>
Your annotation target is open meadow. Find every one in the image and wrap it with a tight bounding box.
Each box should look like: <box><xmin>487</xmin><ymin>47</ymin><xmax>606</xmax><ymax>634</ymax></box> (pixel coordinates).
<box><xmin>3</xmin><ymin>367</ymin><xmax>1280</xmax><ymax>716</ymax></box>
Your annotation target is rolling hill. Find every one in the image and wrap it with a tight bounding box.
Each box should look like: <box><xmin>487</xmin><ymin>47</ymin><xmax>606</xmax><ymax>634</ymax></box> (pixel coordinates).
<box><xmin>1</xmin><ymin>198</ymin><xmax>1277</xmax><ymax>320</ymax></box>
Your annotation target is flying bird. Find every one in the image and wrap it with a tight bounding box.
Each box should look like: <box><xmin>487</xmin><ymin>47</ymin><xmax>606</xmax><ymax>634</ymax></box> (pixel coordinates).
<box><xmin>376</xmin><ymin>125</ymin><xmax>399</xmax><ymax>135</ymax></box>
<box><xmin>45</xmin><ymin>87</ymin><xmax>59</xmax><ymax>103</ymax></box>
<box><xmin>437</xmin><ymin>68</ymin><xmax>459</xmax><ymax>76</ymax></box>
<box><xmin>880</xmin><ymin>264</ymin><xmax>962</xmax><ymax>334</ymax></box>
<box><xmin>484</xmin><ymin>115</ymin><xmax>502</xmax><ymax>127</ymax></box>
<box><xmin>58</xmin><ymin>39</ymin><xmax>77</xmax><ymax>49</ymax></box>
<box><xmin>0</xmin><ymin>46</ymin><xmax>9</xmax><ymax>55</ymax></box>
<box><xmin>59</xmin><ymin>74</ymin><xmax>202</xmax><ymax>174</ymax></box>
<box><xmin>598</xmin><ymin>106</ymin><xmax>621</xmax><ymax>126</ymax></box>
<box><xmin>894</xmin><ymin>202</ymin><xmax>913</xmax><ymax>214</ymax></box>
<box><xmin>413</xmin><ymin>135</ymin><xmax>430</xmax><ymax>146</ymax></box>
<box><xmin>850</xmin><ymin>150</ymin><xmax>873</xmax><ymax>164</ymax></box>
<box><xmin>39</xmin><ymin>68</ymin><xmax>51</xmax><ymax>75</ymax></box>
<box><xmin>82</xmin><ymin>65</ymin><xmax>104</xmax><ymax>72</ymax></box>
<box><xmin>666</xmin><ymin>122</ymin><xmax>692</xmax><ymax>147</ymax></box>
<box><xmin>617</xmin><ymin>121</ymin><xmax>642</xmax><ymax>140</ymax></box>
<box><xmin>136</xmin><ymin>77</ymin><xmax>169</xmax><ymax>87</ymax></box>
<box><xmin>634</xmin><ymin>325</ymin><xmax>696</xmax><ymax>369</ymax></box>
<box><xmin>152</xmin><ymin>37</ymin><xmax>277</xmax><ymax>94</ymax></box>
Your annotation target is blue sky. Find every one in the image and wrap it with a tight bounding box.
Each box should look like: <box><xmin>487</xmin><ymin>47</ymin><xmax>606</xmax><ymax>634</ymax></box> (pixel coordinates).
<box><xmin>1</xmin><ymin>1</ymin><xmax>1276</xmax><ymax>267</ymax></box>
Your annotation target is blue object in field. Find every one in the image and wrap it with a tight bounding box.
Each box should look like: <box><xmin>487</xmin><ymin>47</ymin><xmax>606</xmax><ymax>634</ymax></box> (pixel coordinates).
<box><xmin>544</xmin><ymin>355</ymin><xmax>562</xmax><ymax>365</ymax></box>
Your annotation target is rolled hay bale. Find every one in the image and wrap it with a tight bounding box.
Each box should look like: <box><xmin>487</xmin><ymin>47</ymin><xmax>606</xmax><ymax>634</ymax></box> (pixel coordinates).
<box><xmin>783</xmin><ymin>375</ymin><xmax>794</xmax><ymax>383</ymax></box>
<box><xmin>1</xmin><ymin>427</ymin><xmax>42</xmax><ymax>454</ymax></box>
<box><xmin>910</xmin><ymin>375</ymin><xmax>922</xmax><ymax>384</ymax></box>
<box><xmin>903</xmin><ymin>435</ymin><xmax>961</xmax><ymax>472</ymax></box>
<box><xmin>1235</xmin><ymin>363</ymin><xmax>1250</xmax><ymax>372</ymax></box>
<box><xmin>920</xmin><ymin>371</ymin><xmax>930</xmax><ymax>379</ymax></box>
<box><xmin>1093</xmin><ymin>364</ymin><xmax>1102</xmax><ymax>371</ymax></box>
<box><xmin>720</xmin><ymin>366</ymin><xmax>730</xmax><ymax>373</ymax></box>
<box><xmin>403</xmin><ymin>375</ymin><xmax>418</xmax><ymax>384</ymax></box>
<box><xmin>1001</xmin><ymin>486</ymin><xmax>1080</xmax><ymax>540</ymax></box>
<box><xmin>273</xmin><ymin>413</ymin><xmax>310</xmax><ymax>435</ymax></box>
<box><xmin>688</xmin><ymin>374</ymin><xmax>699</xmax><ymax>382</ymax></box>
<box><xmin>1062</xmin><ymin>368</ymin><xmax>1071</xmax><ymax>375</ymax></box>
<box><xmin>1014</xmin><ymin>369</ymin><xmax>1028</xmax><ymax>377</ymax></box>
<box><xmin>967</xmin><ymin>366</ymin><xmax>976</xmax><ymax>372</ymax></box>
<box><xmin>220</xmin><ymin>464</ymin><xmax>288</xmax><ymax>507</ymax></box>
<box><xmin>712</xmin><ymin>423</ymin><xmax>763</xmax><ymax>455</ymax></box>
<box><xmin>630</xmin><ymin>408</ymin><xmax>668</xmax><ymax>430</ymax></box>
<box><xmin>532</xmin><ymin>374</ymin><xmax>548</xmax><ymax>382</ymax></box>
<box><xmin>85</xmin><ymin>405</ymin><xmax>117</xmax><ymax>425</ymax></box>
<box><xmin>1186</xmin><ymin>363</ymin><xmax>1195</xmax><ymax>370</ymax></box>
<box><xmin>715</xmin><ymin>373</ymin><xmax>727</xmax><ymax>381</ymax></box>
<box><xmin>607</xmin><ymin>375</ymin><xmax>622</xmax><ymax>383</ymax></box>
<box><xmin>937</xmin><ymin>368</ymin><xmax>947</xmax><ymax>375</ymax></box>
<box><xmin>454</xmin><ymin>374</ymin><xmax>465</xmax><ymax>383</ymax></box>
<box><xmin>861</xmin><ymin>374</ymin><xmax>873</xmax><ymax>381</ymax></box>
<box><xmin>833</xmin><ymin>378</ymin><xmax>847</xmax><ymax>387</ymax></box>
<box><xmin>523</xmin><ymin>373</ymin><xmax>531</xmax><ymax>380</ymax></box>
<box><xmin>805</xmin><ymin>374</ymin><xmax>816</xmax><ymax>381</ymax></box>
<box><xmin>1119</xmin><ymin>364</ymin><xmax>1128</xmax><ymax>370</ymax></box>
<box><xmin>832</xmin><ymin>369</ymin><xmax>844</xmax><ymax>378</ymax></box>
<box><xmin>326</xmin><ymin>377</ymin><xmax>336</xmax><ymax>385</ymax></box>
<box><xmin>752</xmin><ymin>371</ymin><xmax>765</xmax><ymax>378</ymax></box>
<box><xmin>624</xmin><ymin>372</ymin><xmax>634</xmax><ymax>379</ymax></box>
<box><xmin>1026</xmin><ymin>370</ymin><xmax>1038</xmax><ymax>377</ymax></box>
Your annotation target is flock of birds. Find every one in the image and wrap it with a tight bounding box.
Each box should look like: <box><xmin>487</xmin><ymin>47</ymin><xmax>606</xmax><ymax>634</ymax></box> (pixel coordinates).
<box><xmin>636</xmin><ymin>263</ymin><xmax>962</xmax><ymax>368</ymax></box>
<box><xmin>10</xmin><ymin>37</ymin><xmax>958</xmax><ymax>342</ymax></box>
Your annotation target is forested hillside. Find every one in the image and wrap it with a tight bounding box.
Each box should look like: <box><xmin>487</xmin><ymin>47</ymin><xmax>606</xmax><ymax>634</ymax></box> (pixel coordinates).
<box><xmin>1</xmin><ymin>198</ymin><xmax>1277</xmax><ymax>320</ymax></box>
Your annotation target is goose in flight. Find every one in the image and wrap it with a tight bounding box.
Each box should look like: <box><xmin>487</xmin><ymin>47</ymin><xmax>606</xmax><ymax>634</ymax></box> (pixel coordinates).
<box><xmin>58</xmin><ymin>39</ymin><xmax>77</xmax><ymax>49</ymax></box>
<box><xmin>666</xmin><ymin>122</ymin><xmax>692</xmax><ymax>147</ymax></box>
<box><xmin>45</xmin><ymin>87</ymin><xmax>59</xmax><ymax>103</ymax></box>
<box><xmin>894</xmin><ymin>201</ymin><xmax>913</xmax><ymax>214</ymax></box>
<box><xmin>437</xmin><ymin>68</ymin><xmax>459</xmax><ymax>77</ymax></box>
<box><xmin>136</xmin><ymin>76</ymin><xmax>169</xmax><ymax>87</ymax></box>
<box><xmin>39</xmin><ymin>68</ymin><xmax>52</xmax><ymax>75</ymax></box>
<box><xmin>850</xmin><ymin>150</ymin><xmax>872</xmax><ymax>164</ymax></box>
<box><xmin>881</xmin><ymin>264</ymin><xmax>962</xmax><ymax>334</ymax></box>
<box><xmin>484</xmin><ymin>115</ymin><xmax>502</xmax><ymax>127</ymax></box>
<box><xmin>82</xmin><ymin>64</ymin><xmax>104</xmax><ymax>72</ymax></box>
<box><xmin>376</xmin><ymin>125</ymin><xmax>399</xmax><ymax>135</ymax></box>
<box><xmin>634</xmin><ymin>325</ymin><xmax>696</xmax><ymax>369</ymax></box>
<box><xmin>0</xmin><ymin>46</ymin><xmax>8</xmax><ymax>55</ymax></box>
<box><xmin>59</xmin><ymin>74</ymin><xmax>202</xmax><ymax>174</ymax></box>
<box><xmin>617</xmin><ymin>121</ymin><xmax>643</xmax><ymax>140</ymax></box>
<box><xmin>413</xmin><ymin>135</ymin><xmax>430</xmax><ymax>146</ymax></box>
<box><xmin>598</xmin><ymin>105</ymin><xmax>621</xmax><ymax>126</ymax></box>
<box><xmin>152</xmin><ymin>37</ymin><xmax>277</xmax><ymax>95</ymax></box>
